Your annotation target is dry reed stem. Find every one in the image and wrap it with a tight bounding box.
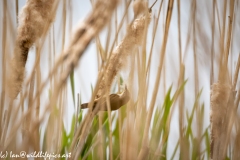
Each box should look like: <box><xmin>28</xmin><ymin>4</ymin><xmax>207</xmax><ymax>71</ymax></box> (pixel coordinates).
<box><xmin>182</xmin><ymin>0</ymin><xmax>197</xmax><ymax>63</ymax></box>
<box><xmin>0</xmin><ymin>0</ymin><xmax>8</xmax><ymax>142</ymax></box>
<box><xmin>106</xmin><ymin>95</ymin><xmax>113</xmax><ymax>160</ymax></box>
<box><xmin>22</xmin><ymin>70</ymin><xmax>35</xmax><ymax>150</ymax></box>
<box><xmin>146</xmin><ymin>0</ymin><xmax>163</xmax><ymax>74</ymax></box>
<box><xmin>210</xmin><ymin>0</ymin><xmax>216</xmax><ymax>85</ymax></box>
<box><xmin>193</xmin><ymin>1</ymin><xmax>199</xmax><ymax>97</ymax></box>
<box><xmin>218</xmin><ymin>0</ymin><xmax>227</xmax><ymax>72</ymax></box>
<box><xmin>15</xmin><ymin>0</ymin><xmax>19</xmax><ymax>23</ymax></box>
<box><xmin>8</xmin><ymin>0</ymin><xmax>56</xmax><ymax>99</ymax></box>
<box><xmin>215</xmin><ymin>0</ymin><xmax>221</xmax><ymax>35</ymax></box>
<box><xmin>176</xmin><ymin>4</ymin><xmax>184</xmax><ymax>158</ymax></box>
<box><xmin>192</xmin><ymin>0</ymin><xmax>202</xmax><ymax>157</ymax></box>
<box><xmin>74</xmin><ymin>93</ymin><xmax>80</xmax><ymax>136</ymax></box>
<box><xmin>233</xmin><ymin>123</ymin><xmax>240</xmax><ymax>160</ymax></box>
<box><xmin>233</xmin><ymin>54</ymin><xmax>240</xmax><ymax>90</ymax></box>
<box><xmin>0</xmin><ymin>110</ymin><xmax>8</xmax><ymax>144</ymax></box>
<box><xmin>98</xmin><ymin>113</ymin><xmax>105</xmax><ymax>160</ymax></box>
<box><xmin>232</xmin><ymin>91</ymin><xmax>240</xmax><ymax>153</ymax></box>
<box><xmin>219</xmin><ymin>0</ymin><xmax>234</xmax><ymax>83</ymax></box>
<box><xmin>177</xmin><ymin>0</ymin><xmax>182</xmax><ymax>70</ymax></box>
<box><xmin>178</xmin><ymin>65</ymin><xmax>188</xmax><ymax>160</ymax></box>
<box><xmin>144</xmin><ymin>5</ymin><xmax>163</xmax><ymax>146</ymax></box>
<box><xmin>138</xmin><ymin>0</ymin><xmax>174</xmax><ymax>159</ymax></box>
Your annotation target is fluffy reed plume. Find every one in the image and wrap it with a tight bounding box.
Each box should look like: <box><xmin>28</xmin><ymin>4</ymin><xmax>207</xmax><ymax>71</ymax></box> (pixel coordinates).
<box><xmin>96</xmin><ymin>0</ymin><xmax>151</xmax><ymax>98</ymax></box>
<box><xmin>8</xmin><ymin>0</ymin><xmax>55</xmax><ymax>99</ymax></box>
<box><xmin>210</xmin><ymin>82</ymin><xmax>235</xmax><ymax>159</ymax></box>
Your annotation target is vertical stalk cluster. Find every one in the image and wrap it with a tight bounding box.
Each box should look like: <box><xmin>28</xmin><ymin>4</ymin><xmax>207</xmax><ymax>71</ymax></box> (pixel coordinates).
<box><xmin>97</xmin><ymin>1</ymin><xmax>151</xmax><ymax>98</ymax></box>
<box><xmin>210</xmin><ymin>0</ymin><xmax>237</xmax><ymax>159</ymax></box>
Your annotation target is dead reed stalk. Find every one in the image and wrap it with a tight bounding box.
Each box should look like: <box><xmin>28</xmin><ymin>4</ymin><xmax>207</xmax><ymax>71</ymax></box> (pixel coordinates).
<box><xmin>210</xmin><ymin>0</ymin><xmax>236</xmax><ymax>159</ymax></box>
<box><xmin>138</xmin><ymin>0</ymin><xmax>174</xmax><ymax>159</ymax></box>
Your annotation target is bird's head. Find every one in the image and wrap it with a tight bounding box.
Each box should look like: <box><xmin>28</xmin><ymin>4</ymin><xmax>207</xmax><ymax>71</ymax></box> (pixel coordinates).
<box><xmin>119</xmin><ymin>85</ymin><xmax>130</xmax><ymax>103</ymax></box>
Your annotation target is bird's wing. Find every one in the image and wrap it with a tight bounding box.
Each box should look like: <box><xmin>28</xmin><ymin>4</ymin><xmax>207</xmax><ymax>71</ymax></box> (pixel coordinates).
<box><xmin>95</xmin><ymin>94</ymin><xmax>120</xmax><ymax>111</ymax></box>
<box><xmin>109</xmin><ymin>94</ymin><xmax>120</xmax><ymax>99</ymax></box>
<box><xmin>81</xmin><ymin>94</ymin><xmax>121</xmax><ymax>111</ymax></box>
<box><xmin>81</xmin><ymin>103</ymin><xmax>89</xmax><ymax>109</ymax></box>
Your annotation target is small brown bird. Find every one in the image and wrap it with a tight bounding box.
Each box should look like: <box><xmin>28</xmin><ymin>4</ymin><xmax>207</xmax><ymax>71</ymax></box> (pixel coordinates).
<box><xmin>81</xmin><ymin>86</ymin><xmax>130</xmax><ymax>111</ymax></box>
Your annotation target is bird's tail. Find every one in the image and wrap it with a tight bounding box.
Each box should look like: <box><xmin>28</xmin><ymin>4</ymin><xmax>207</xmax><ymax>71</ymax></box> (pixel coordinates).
<box><xmin>81</xmin><ymin>103</ymin><xmax>88</xmax><ymax>109</ymax></box>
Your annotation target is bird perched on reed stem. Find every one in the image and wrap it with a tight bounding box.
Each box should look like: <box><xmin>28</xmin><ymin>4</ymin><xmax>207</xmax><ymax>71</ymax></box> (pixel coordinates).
<box><xmin>81</xmin><ymin>86</ymin><xmax>130</xmax><ymax>111</ymax></box>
